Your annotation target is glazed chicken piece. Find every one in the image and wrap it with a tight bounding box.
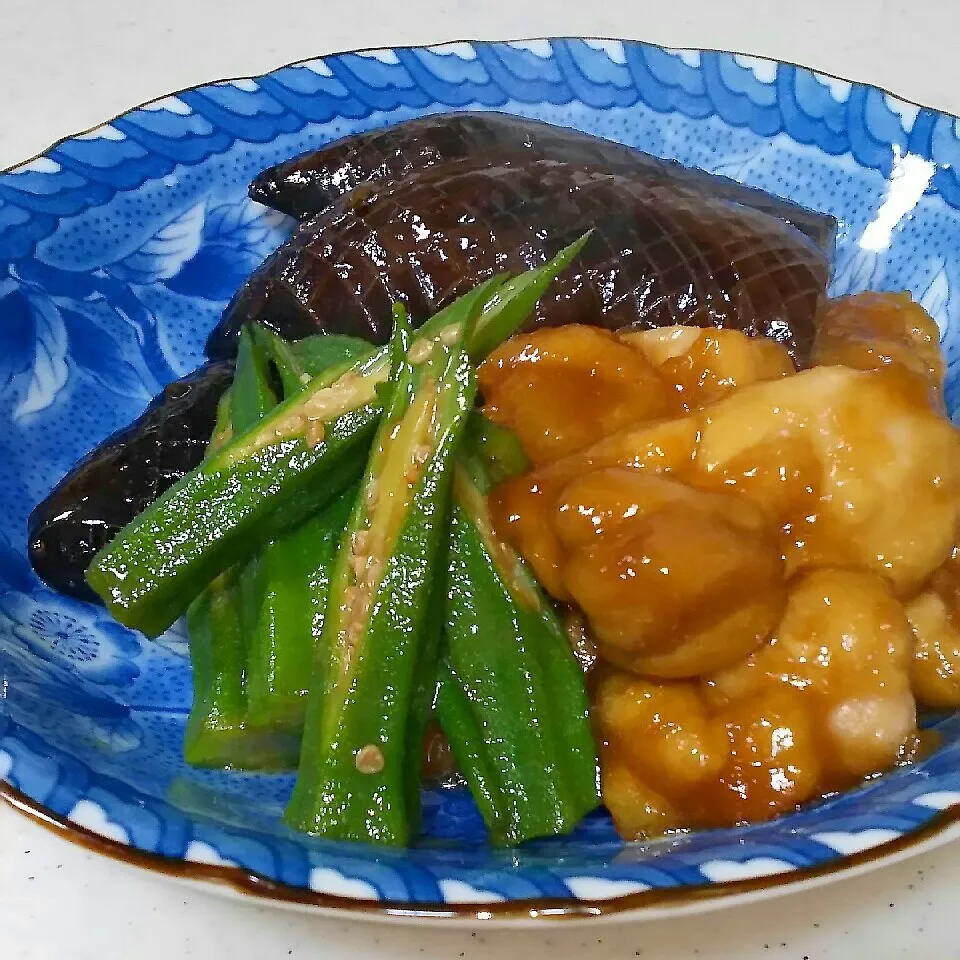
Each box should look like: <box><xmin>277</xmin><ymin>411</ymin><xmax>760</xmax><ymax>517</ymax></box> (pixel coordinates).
<box><xmin>557</xmin><ymin>471</ymin><xmax>785</xmax><ymax>677</ymax></box>
<box><xmin>905</xmin><ymin>548</ymin><xmax>960</xmax><ymax>708</ymax></box>
<box><xmin>620</xmin><ymin>326</ymin><xmax>794</xmax><ymax>409</ymax></box>
<box><xmin>707</xmin><ymin>569</ymin><xmax>917</xmax><ymax>782</ymax></box>
<box><xmin>489</xmin><ymin>416</ymin><xmax>701</xmax><ymax>600</ymax></box>
<box><xmin>599</xmin><ymin>568</ymin><xmax>919</xmax><ymax>838</ymax></box>
<box><xmin>479</xmin><ymin>325</ymin><xmax>679</xmax><ymax>464</ymax></box>
<box><xmin>813</xmin><ymin>291</ymin><xmax>945</xmax><ymax>408</ymax></box>
<box><xmin>596</xmin><ymin>672</ymin><xmax>823</xmax><ymax>837</ymax></box>
<box><xmin>491</xmin><ymin>350</ymin><xmax>960</xmax><ymax>611</ymax></box>
<box><xmin>695</xmin><ymin>365</ymin><xmax>960</xmax><ymax>594</ymax></box>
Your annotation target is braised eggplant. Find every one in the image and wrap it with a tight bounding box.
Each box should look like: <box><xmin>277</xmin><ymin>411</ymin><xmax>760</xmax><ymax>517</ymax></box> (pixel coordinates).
<box><xmin>209</xmin><ymin>157</ymin><xmax>831</xmax><ymax>364</ymax></box>
<box><xmin>250</xmin><ymin>111</ymin><xmax>835</xmax><ymax>249</ymax></box>
<box><xmin>28</xmin><ymin>361</ymin><xmax>234</xmax><ymax>602</ymax></box>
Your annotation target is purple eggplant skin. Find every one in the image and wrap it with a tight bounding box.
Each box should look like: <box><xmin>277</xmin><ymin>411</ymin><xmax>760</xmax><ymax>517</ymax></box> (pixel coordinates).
<box><xmin>28</xmin><ymin>360</ymin><xmax>234</xmax><ymax>603</ymax></box>
<box><xmin>249</xmin><ymin>112</ymin><xmax>836</xmax><ymax>249</ymax></box>
<box><xmin>209</xmin><ymin>157</ymin><xmax>830</xmax><ymax>365</ymax></box>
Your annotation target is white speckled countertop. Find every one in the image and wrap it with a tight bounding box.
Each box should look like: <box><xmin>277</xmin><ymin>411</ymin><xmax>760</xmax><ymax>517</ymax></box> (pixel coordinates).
<box><xmin>3</xmin><ymin>2</ymin><xmax>960</xmax><ymax>957</ymax></box>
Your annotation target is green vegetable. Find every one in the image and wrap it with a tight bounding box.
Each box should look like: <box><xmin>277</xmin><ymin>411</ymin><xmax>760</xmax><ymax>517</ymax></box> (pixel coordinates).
<box><xmin>285</xmin><ymin>304</ymin><xmax>474</xmax><ymax>845</ymax></box>
<box><xmin>460</xmin><ymin>412</ymin><xmax>531</xmax><ymax>493</ymax></box>
<box><xmin>184</xmin><ymin>330</ymin><xmax>300</xmax><ymax>769</ymax></box>
<box><xmin>244</xmin><ymin>487</ymin><xmax>357</xmax><ymax>732</ymax></box>
<box><xmin>229</xmin><ymin>326</ymin><xmax>277</xmax><ymax>434</ymax></box>
<box><xmin>244</xmin><ymin>329</ymin><xmax>366</xmax><ymax>735</ymax></box>
<box><xmin>289</xmin><ymin>333</ymin><xmax>376</xmax><ymax>379</ymax></box>
<box><xmin>252</xmin><ymin>325</ymin><xmax>375</xmax><ymax>396</ymax></box>
<box><xmin>86</xmin><ymin>235</ymin><xmax>592</xmax><ymax>637</ymax></box>
<box><xmin>437</xmin><ymin>467</ymin><xmax>600</xmax><ymax>846</ymax></box>
<box><xmin>86</xmin><ymin>353</ymin><xmax>385</xmax><ymax>636</ymax></box>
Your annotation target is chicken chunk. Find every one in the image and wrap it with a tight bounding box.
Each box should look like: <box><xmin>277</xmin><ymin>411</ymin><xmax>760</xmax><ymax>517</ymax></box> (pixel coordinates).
<box><xmin>560</xmin><ymin>472</ymin><xmax>785</xmax><ymax>676</ymax></box>
<box><xmin>479</xmin><ymin>324</ymin><xmax>679</xmax><ymax>464</ymax></box>
<box><xmin>906</xmin><ymin>548</ymin><xmax>960</xmax><ymax>708</ymax></box>
<box><xmin>696</xmin><ymin>365</ymin><xmax>960</xmax><ymax>594</ymax></box>
<box><xmin>489</xmin><ymin>416</ymin><xmax>700</xmax><ymax>600</ymax></box>
<box><xmin>708</xmin><ymin>568</ymin><xmax>917</xmax><ymax>781</ymax></box>
<box><xmin>596</xmin><ymin>671</ymin><xmax>823</xmax><ymax>837</ymax></box>
<box><xmin>813</xmin><ymin>292</ymin><xmax>944</xmax><ymax>408</ymax></box>
<box><xmin>622</xmin><ymin>326</ymin><xmax>794</xmax><ymax>408</ymax></box>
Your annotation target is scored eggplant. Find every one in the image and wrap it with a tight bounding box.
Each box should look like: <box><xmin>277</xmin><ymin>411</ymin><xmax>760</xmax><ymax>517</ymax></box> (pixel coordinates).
<box><xmin>286</xmin><ymin>306</ymin><xmax>473</xmax><ymax>845</ymax></box>
<box><xmin>208</xmin><ymin>156</ymin><xmax>831</xmax><ymax>364</ymax></box>
<box><xmin>250</xmin><ymin>111</ymin><xmax>836</xmax><ymax>248</ymax></box>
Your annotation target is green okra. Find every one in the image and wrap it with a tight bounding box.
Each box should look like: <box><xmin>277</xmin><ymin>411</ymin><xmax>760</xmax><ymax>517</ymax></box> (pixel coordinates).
<box><xmin>184</xmin><ymin>330</ymin><xmax>300</xmax><ymax>769</ymax></box>
<box><xmin>86</xmin><ymin>352</ymin><xmax>386</xmax><ymax>636</ymax></box>
<box><xmin>242</xmin><ymin>328</ymin><xmax>378</xmax><ymax>735</ymax></box>
<box><xmin>244</xmin><ymin>486</ymin><xmax>357</xmax><ymax>732</ymax></box>
<box><xmin>86</xmin><ymin>235</ymin><xmax>592</xmax><ymax>637</ymax></box>
<box><xmin>285</xmin><ymin>304</ymin><xmax>475</xmax><ymax>845</ymax></box>
<box><xmin>252</xmin><ymin>325</ymin><xmax>375</xmax><ymax>397</ymax></box>
<box><xmin>436</xmin><ymin>467</ymin><xmax>600</xmax><ymax>846</ymax></box>
<box><xmin>289</xmin><ymin>333</ymin><xmax>376</xmax><ymax>380</ymax></box>
<box><xmin>460</xmin><ymin>411</ymin><xmax>531</xmax><ymax>493</ymax></box>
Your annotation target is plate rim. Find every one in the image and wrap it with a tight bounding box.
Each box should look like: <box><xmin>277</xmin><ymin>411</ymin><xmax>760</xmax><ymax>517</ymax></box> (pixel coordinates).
<box><xmin>5</xmin><ymin>779</ymin><xmax>960</xmax><ymax>923</ymax></box>
<box><xmin>1</xmin><ymin>33</ymin><xmax>948</xmax><ymax>179</ymax></box>
<box><xmin>2</xmin><ymin>33</ymin><xmax>959</xmax><ymax>922</ymax></box>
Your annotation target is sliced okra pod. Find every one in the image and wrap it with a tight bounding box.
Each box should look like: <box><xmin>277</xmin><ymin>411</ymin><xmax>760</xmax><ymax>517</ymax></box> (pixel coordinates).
<box><xmin>436</xmin><ymin>466</ymin><xmax>600</xmax><ymax>846</ymax></box>
<box><xmin>240</xmin><ymin>322</ymin><xmax>370</xmax><ymax>733</ymax></box>
<box><xmin>286</xmin><ymin>304</ymin><xmax>474</xmax><ymax>845</ymax></box>
<box><xmin>185</xmin><ymin>330</ymin><xmax>300</xmax><ymax>769</ymax></box>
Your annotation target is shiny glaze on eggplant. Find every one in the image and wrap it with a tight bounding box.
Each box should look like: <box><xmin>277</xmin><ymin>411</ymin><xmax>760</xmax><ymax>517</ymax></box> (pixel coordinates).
<box><xmin>249</xmin><ymin>111</ymin><xmax>836</xmax><ymax>249</ymax></box>
<box><xmin>28</xmin><ymin>361</ymin><xmax>234</xmax><ymax>602</ymax></box>
<box><xmin>211</xmin><ymin>157</ymin><xmax>830</xmax><ymax>363</ymax></box>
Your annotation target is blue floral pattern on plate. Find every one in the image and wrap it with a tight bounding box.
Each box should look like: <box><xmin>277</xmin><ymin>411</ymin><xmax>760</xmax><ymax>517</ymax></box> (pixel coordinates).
<box><xmin>2</xmin><ymin>38</ymin><xmax>960</xmax><ymax>914</ymax></box>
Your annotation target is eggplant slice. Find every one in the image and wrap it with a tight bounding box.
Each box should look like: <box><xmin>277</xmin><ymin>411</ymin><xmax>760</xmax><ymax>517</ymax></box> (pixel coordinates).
<box><xmin>250</xmin><ymin>111</ymin><xmax>836</xmax><ymax>249</ymax></box>
<box><xmin>211</xmin><ymin>157</ymin><xmax>831</xmax><ymax>363</ymax></box>
<box><xmin>28</xmin><ymin>361</ymin><xmax>234</xmax><ymax>602</ymax></box>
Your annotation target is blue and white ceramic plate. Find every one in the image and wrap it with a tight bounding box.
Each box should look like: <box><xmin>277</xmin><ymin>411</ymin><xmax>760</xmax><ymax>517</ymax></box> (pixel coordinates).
<box><xmin>3</xmin><ymin>37</ymin><xmax>960</xmax><ymax>924</ymax></box>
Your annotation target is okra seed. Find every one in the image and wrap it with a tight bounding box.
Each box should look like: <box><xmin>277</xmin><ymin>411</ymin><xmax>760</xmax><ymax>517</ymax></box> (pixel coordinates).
<box><xmin>356</xmin><ymin>594</ymin><xmax>370</xmax><ymax>620</ymax></box>
<box><xmin>365</xmin><ymin>483</ymin><xmax>379</xmax><ymax>510</ymax></box>
<box><xmin>407</xmin><ymin>339</ymin><xmax>433</xmax><ymax>364</ymax></box>
<box><xmin>343</xmin><ymin>585</ymin><xmax>360</xmax><ymax>607</ymax></box>
<box><xmin>352</xmin><ymin>531</ymin><xmax>369</xmax><ymax>553</ymax></box>
<box><xmin>439</xmin><ymin>323</ymin><xmax>462</xmax><ymax>347</ymax></box>
<box><xmin>355</xmin><ymin>744</ymin><xmax>385</xmax><ymax>775</ymax></box>
<box><xmin>412</xmin><ymin>444</ymin><xmax>431</xmax><ymax>465</ymax></box>
<box><xmin>305</xmin><ymin>420</ymin><xmax>325</xmax><ymax>447</ymax></box>
<box><xmin>365</xmin><ymin>560</ymin><xmax>383</xmax><ymax>588</ymax></box>
<box><xmin>351</xmin><ymin>553</ymin><xmax>369</xmax><ymax>577</ymax></box>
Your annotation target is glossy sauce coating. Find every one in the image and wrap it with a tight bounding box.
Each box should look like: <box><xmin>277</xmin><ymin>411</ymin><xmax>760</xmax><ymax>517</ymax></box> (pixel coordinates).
<box><xmin>484</xmin><ymin>294</ymin><xmax>960</xmax><ymax>837</ymax></box>
<box><xmin>906</xmin><ymin>548</ymin><xmax>960</xmax><ymax>708</ymax></box>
